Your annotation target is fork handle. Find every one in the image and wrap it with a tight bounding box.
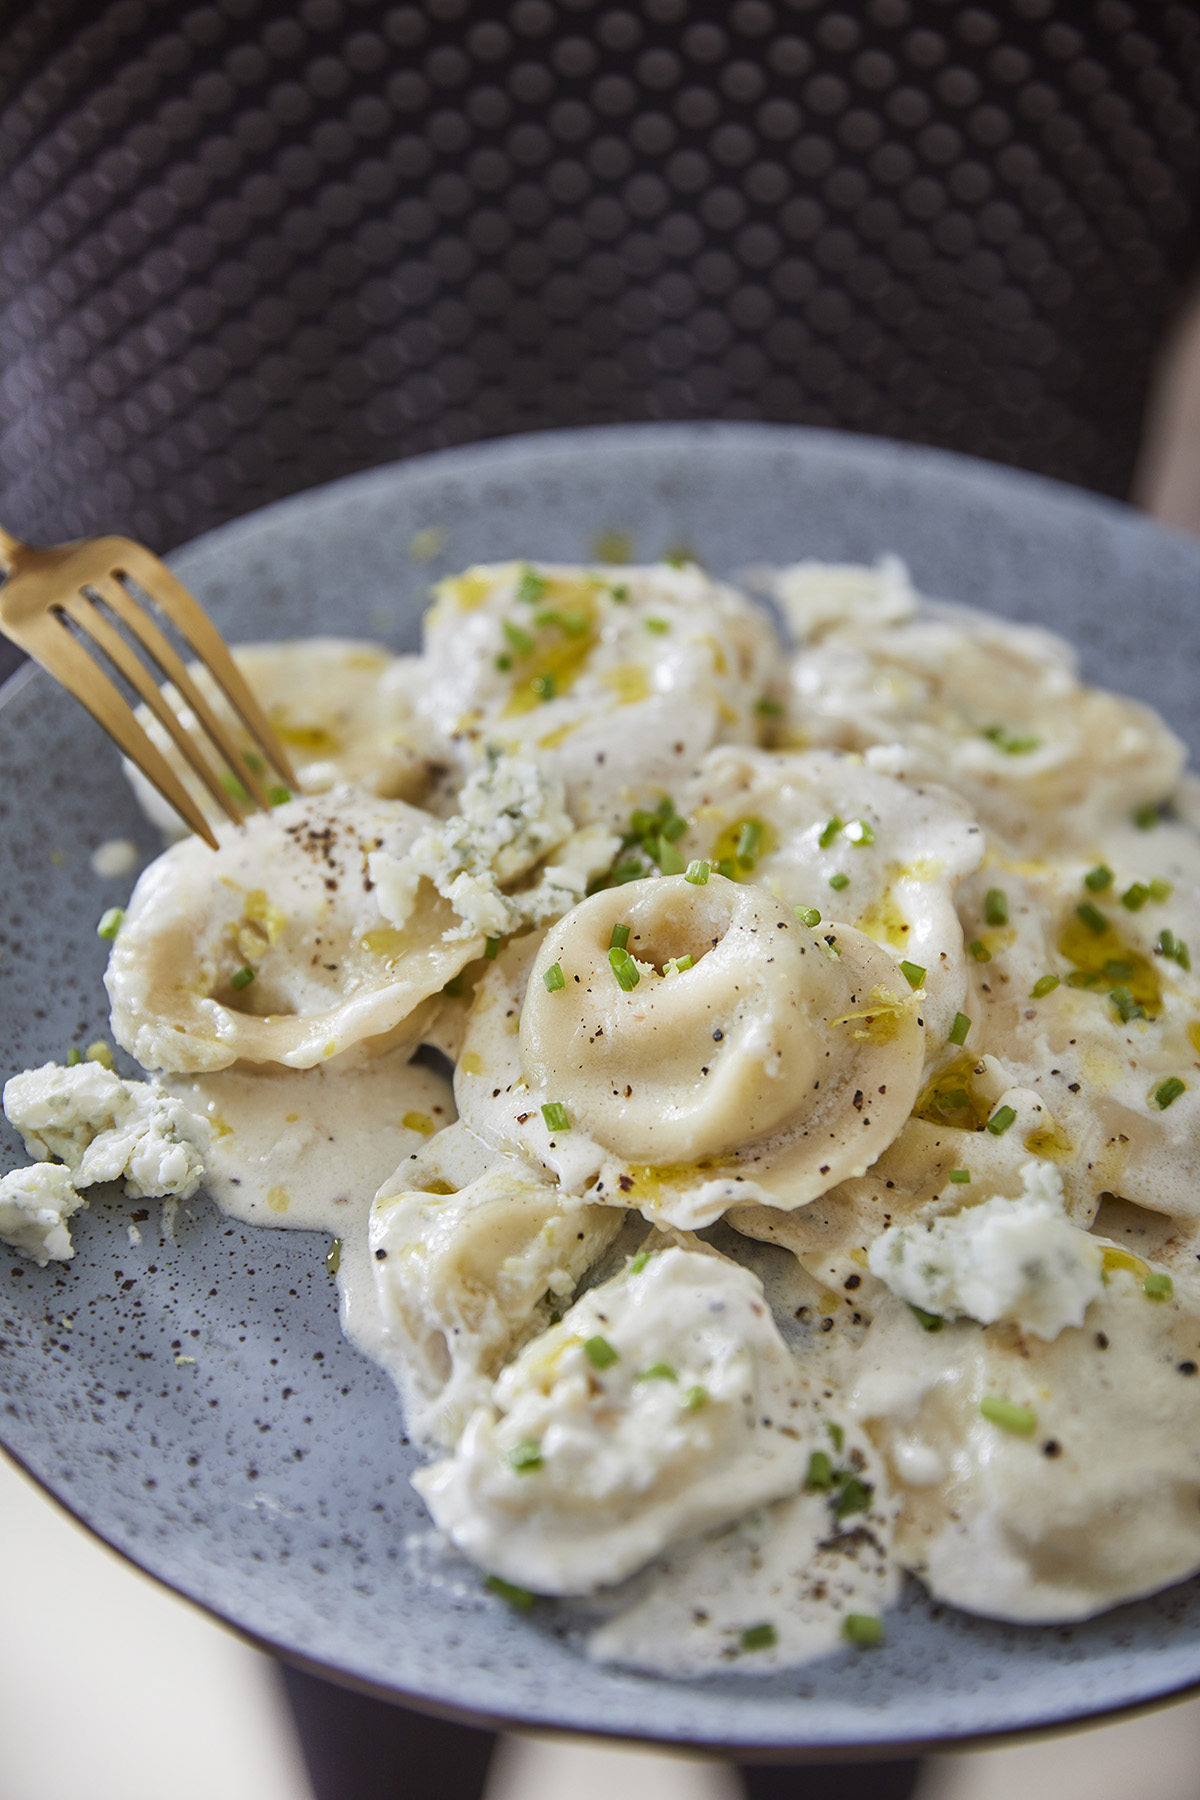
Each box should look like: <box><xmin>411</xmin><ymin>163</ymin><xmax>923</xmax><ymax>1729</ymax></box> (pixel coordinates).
<box><xmin>0</xmin><ymin>525</ymin><xmax>26</xmax><ymax>575</ymax></box>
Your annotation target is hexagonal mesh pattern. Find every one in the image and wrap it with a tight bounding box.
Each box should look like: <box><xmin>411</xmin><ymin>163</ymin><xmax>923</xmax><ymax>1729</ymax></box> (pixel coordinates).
<box><xmin>1</xmin><ymin>0</ymin><xmax>1198</xmax><ymax>551</ymax></box>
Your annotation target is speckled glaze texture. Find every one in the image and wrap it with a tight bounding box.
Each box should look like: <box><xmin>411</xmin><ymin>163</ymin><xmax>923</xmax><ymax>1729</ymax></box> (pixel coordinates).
<box><xmin>3</xmin><ymin>426</ymin><xmax>1200</xmax><ymax>1756</ymax></box>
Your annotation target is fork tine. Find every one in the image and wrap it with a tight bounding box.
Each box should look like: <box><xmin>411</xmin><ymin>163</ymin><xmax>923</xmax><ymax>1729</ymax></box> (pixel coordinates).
<box><xmin>14</xmin><ymin>607</ymin><xmax>220</xmax><ymax>850</ymax></box>
<box><xmin>61</xmin><ymin>588</ymin><xmax>246</xmax><ymax>828</ymax></box>
<box><xmin>83</xmin><ymin>573</ymin><xmax>275</xmax><ymax>814</ymax></box>
<box><xmin>112</xmin><ymin>543</ymin><xmax>299</xmax><ymax>789</ymax></box>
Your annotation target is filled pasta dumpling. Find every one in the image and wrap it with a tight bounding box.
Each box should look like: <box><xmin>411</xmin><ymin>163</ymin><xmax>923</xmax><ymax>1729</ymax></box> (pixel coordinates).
<box><xmin>106</xmin><ymin>787</ymin><xmax>480</xmax><ymax>1072</ymax></box>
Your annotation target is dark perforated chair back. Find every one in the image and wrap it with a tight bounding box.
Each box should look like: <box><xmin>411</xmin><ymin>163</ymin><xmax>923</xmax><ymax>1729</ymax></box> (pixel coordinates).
<box><xmin>1</xmin><ymin>0</ymin><xmax>1198</xmax><ymax>554</ymax></box>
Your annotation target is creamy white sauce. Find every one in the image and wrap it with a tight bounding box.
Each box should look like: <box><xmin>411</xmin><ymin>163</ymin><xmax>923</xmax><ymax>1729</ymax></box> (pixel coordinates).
<box><xmin>12</xmin><ymin>556</ymin><xmax>1200</xmax><ymax>1677</ymax></box>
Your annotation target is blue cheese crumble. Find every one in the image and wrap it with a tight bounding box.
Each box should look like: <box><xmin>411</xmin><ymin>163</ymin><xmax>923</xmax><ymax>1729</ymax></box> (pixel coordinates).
<box><xmin>0</xmin><ymin>1163</ymin><xmax>87</xmax><ymax>1265</ymax></box>
<box><xmin>369</xmin><ymin>744</ymin><xmax>618</xmax><ymax>942</ymax></box>
<box><xmin>867</xmin><ymin>1159</ymin><xmax>1105</xmax><ymax>1341</ymax></box>
<box><xmin>1</xmin><ymin>1061</ymin><xmax>210</xmax><ymax>1262</ymax></box>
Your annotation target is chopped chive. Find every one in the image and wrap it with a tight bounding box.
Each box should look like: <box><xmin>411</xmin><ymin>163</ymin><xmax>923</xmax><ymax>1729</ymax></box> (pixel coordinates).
<box><xmin>494</xmin><ymin>652</ymin><xmax>513</xmax><ymax>672</ymax></box>
<box><xmin>980</xmin><ymin>1395</ymin><xmax>1037</xmax><ymax>1435</ymax></box>
<box><xmin>843</xmin><ymin>818</ymin><xmax>875</xmax><ymax>847</ymax></box>
<box><xmin>755</xmin><ymin>696</ymin><xmax>784</xmax><ymax>716</ymax></box>
<box><xmin>684</xmin><ymin>1384</ymin><xmax>708</xmax><ymax>1409</ymax></box>
<box><xmin>610</xmin><ymin>584</ymin><xmax>628</xmax><ymax>601</ymax></box>
<box><xmin>485</xmin><ymin>1574</ymin><xmax>535</xmax><ymax>1611</ymax></box>
<box><xmin>220</xmin><ymin>770</ymin><xmax>251</xmax><ymax>803</ymax></box>
<box><xmin>982</xmin><ymin>724</ymin><xmax>1040</xmax><ymax>755</ymax></box>
<box><xmin>1155</xmin><ymin>1076</ymin><xmax>1185</xmax><ymax>1110</ymax></box>
<box><xmin>1084</xmin><ymin>864</ymin><xmax>1113</xmax><ymax>892</ymax></box>
<box><xmin>543</xmin><ymin>961</ymin><xmax>566</xmax><ymax>992</ymax></box>
<box><xmin>1149</xmin><ymin>878</ymin><xmax>1173</xmax><ymax>902</ymax></box>
<box><xmin>507</xmin><ymin>1439</ymin><xmax>544</xmax><ymax>1473</ymax></box>
<box><xmin>609</xmin><ymin>946</ymin><xmax>640</xmax><ymax>990</ymax></box>
<box><xmin>325</xmin><ymin>1237</ymin><xmax>341</xmax><ymax>1277</ymax></box>
<box><xmin>829</xmin><ymin>871</ymin><xmax>850</xmax><ymax>891</ymax></box>
<box><xmin>984</xmin><ymin>888</ymin><xmax>1008</xmax><ymax>927</ymax></box>
<box><xmin>66</xmin><ymin>1046</ymin><xmax>83</xmax><ymax>1067</ymax></box>
<box><xmin>657</xmin><ymin>839</ymin><xmax>686</xmax><ymax>875</ymax></box>
<box><xmin>244</xmin><ymin>750</ymin><xmax>266</xmax><ymax>774</ymax></box>
<box><xmin>663</xmin><ymin>954</ymin><xmax>694</xmax><ymax>975</ymax></box>
<box><xmin>1122</xmin><ymin>881</ymin><xmax>1149</xmax><ymax>911</ymax></box>
<box><xmin>541</xmin><ymin>1101</ymin><xmax>571</xmax><ymax>1133</ymax></box>
<box><xmin>1104</xmin><ymin>958</ymin><xmax>1133</xmax><ymax>978</ymax></box>
<box><xmin>818</xmin><ymin>815</ymin><xmax>844</xmax><ymax>849</ymax></box>
<box><xmin>1031</xmin><ymin>974</ymin><xmax>1060</xmax><ymax>998</ymax></box>
<box><xmin>629</xmin><ymin>1250</ymin><xmax>651</xmax><ymax>1274</ymax></box>
<box><xmin>443</xmin><ymin>973</ymin><xmax>464</xmax><ymax>997</ymax></box>
<box><xmin>515</xmin><ymin>567</ymin><xmax>548</xmax><ymax>605</ymax></box>
<box><xmin>661</xmin><ymin>815</ymin><xmax>687</xmax><ymax>843</ymax></box>
<box><xmin>833</xmin><ymin>1476</ymin><xmax>873</xmax><ymax>1518</ymax></box>
<box><xmin>229</xmin><ymin>965</ymin><xmax>256</xmax><ymax>991</ymax></box>
<box><xmin>843</xmin><ymin>1614</ymin><xmax>884</xmax><ymax>1648</ymax></box>
<box><xmin>968</xmin><ymin>939</ymin><xmax>991</xmax><ymax>962</ymax></box>
<box><xmin>503</xmin><ymin>619</ymin><xmax>534</xmax><ymax>654</ymax></box>
<box><xmin>987</xmin><ymin>1104</ymin><xmax>1017</xmax><ymax>1136</ymax></box>
<box><xmin>637</xmin><ymin>1361</ymin><xmax>677</xmax><ymax>1381</ymax></box>
<box><xmin>715</xmin><ymin>858</ymin><xmax>735</xmax><ymax>878</ymax></box>
<box><xmin>610</xmin><ymin>859</ymin><xmax>644</xmax><ymax>885</ymax></box>
<box><xmin>795</xmin><ymin>905</ymin><xmax>822</xmax><ymax>928</ymax></box>
<box><xmin>909</xmin><ymin>1303</ymin><xmax>944</xmax><ymax>1331</ymax></box>
<box><xmin>948</xmin><ymin>1011</ymin><xmax>971</xmax><ymax>1044</ymax></box>
<box><xmin>826</xmin><ymin>1421</ymin><xmax>845</xmax><ymax>1452</ymax></box>
<box><xmin>1108</xmin><ymin>985</ymin><xmax>1145</xmax><ymax>1024</ymax></box>
<box><xmin>1133</xmin><ymin>803</ymin><xmax>1161</xmax><ymax>829</ymax></box>
<box><xmin>1144</xmin><ymin>1271</ymin><xmax>1174</xmax><ymax>1301</ymax></box>
<box><xmin>806</xmin><ymin>1450</ymin><xmax>834</xmax><ymax>1490</ymax></box>
<box><xmin>899</xmin><ymin>960</ymin><xmax>926</xmax><ymax>988</ymax></box>
<box><xmin>684</xmin><ymin>858</ymin><xmax>710</xmax><ymax>885</ymax></box>
<box><xmin>531</xmin><ymin>672</ymin><xmax>556</xmax><ymax>701</ymax></box>
<box><xmin>485</xmin><ymin>936</ymin><xmax>500</xmax><ymax>959</ymax></box>
<box><xmin>267</xmin><ymin>784</ymin><xmax>292</xmax><ymax>805</ymax></box>
<box><xmin>948</xmin><ymin>1168</ymin><xmax>971</xmax><ymax>1183</ymax></box>
<box><xmin>938</xmin><ymin>1088</ymin><xmax>970</xmax><ymax>1111</ymax></box>
<box><xmin>96</xmin><ymin>906</ymin><xmax>124</xmax><ymax>940</ymax></box>
<box><xmin>644</xmin><ymin>616</ymin><xmax>670</xmax><ymax>634</ymax></box>
<box><xmin>741</xmin><ymin>1623</ymin><xmax>778</xmax><ymax>1652</ymax></box>
<box><xmin>584</xmin><ymin>1334</ymin><xmax>618</xmax><ymax>1369</ymax></box>
<box><xmin>736</xmin><ymin>819</ymin><xmax>763</xmax><ymax>863</ymax></box>
<box><xmin>1076</xmin><ymin>901</ymin><xmax>1108</xmax><ymax>935</ymax></box>
<box><xmin>1158</xmin><ymin>930</ymin><xmax>1191</xmax><ymax>971</ymax></box>
<box><xmin>610</xmin><ymin>922</ymin><xmax>631</xmax><ymax>950</ymax></box>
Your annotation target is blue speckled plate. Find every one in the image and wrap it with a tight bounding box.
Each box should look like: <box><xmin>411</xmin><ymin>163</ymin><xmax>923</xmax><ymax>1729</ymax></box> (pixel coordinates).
<box><xmin>4</xmin><ymin>424</ymin><xmax>1200</xmax><ymax>1758</ymax></box>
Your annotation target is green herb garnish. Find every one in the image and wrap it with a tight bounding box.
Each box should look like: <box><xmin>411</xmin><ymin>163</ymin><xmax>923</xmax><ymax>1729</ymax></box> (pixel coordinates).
<box><xmin>980</xmin><ymin>1396</ymin><xmax>1037</xmax><ymax>1435</ymax></box>
<box><xmin>541</xmin><ymin>1101</ymin><xmax>571</xmax><ymax>1133</ymax></box>
<box><xmin>584</xmin><ymin>1334</ymin><xmax>618</xmax><ymax>1369</ymax></box>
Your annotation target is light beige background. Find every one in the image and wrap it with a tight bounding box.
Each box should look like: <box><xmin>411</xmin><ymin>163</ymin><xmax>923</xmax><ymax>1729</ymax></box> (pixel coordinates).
<box><xmin>3</xmin><ymin>1449</ymin><xmax>1200</xmax><ymax>1800</ymax></box>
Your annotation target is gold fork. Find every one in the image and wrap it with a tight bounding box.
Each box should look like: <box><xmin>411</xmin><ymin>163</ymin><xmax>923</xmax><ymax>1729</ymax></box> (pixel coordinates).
<box><xmin>0</xmin><ymin>525</ymin><xmax>297</xmax><ymax>850</ymax></box>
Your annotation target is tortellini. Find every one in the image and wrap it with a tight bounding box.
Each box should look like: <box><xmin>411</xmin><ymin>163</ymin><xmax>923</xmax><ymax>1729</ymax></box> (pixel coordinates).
<box><xmin>369</xmin><ymin>1146</ymin><xmax>622</xmax><ymax>1447</ymax></box>
<box><xmin>773</xmin><ymin>561</ymin><xmax>1185</xmax><ymax>855</ymax></box>
<box><xmin>21</xmin><ymin>546</ymin><xmax>1200</xmax><ymax>1665</ymax></box>
<box><xmin>418</xmin><ymin>561</ymin><xmax>777</xmax><ymax>829</ymax></box>
<box><xmin>126</xmin><ymin>638</ymin><xmax>452</xmax><ymax>839</ymax></box>
<box><xmin>848</xmin><ymin>1277</ymin><xmax>1200</xmax><ymax>1622</ymax></box>
<box><xmin>458</xmin><ymin>875</ymin><xmax>925</xmax><ymax>1226</ymax></box>
<box><xmin>675</xmin><ymin>745</ymin><xmax>984</xmax><ymax>1044</ymax></box>
<box><xmin>413</xmin><ymin>1245</ymin><xmax>815</xmax><ymax>1594</ymax></box>
<box><xmin>106</xmin><ymin>787</ymin><xmax>478</xmax><ymax>1072</ymax></box>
